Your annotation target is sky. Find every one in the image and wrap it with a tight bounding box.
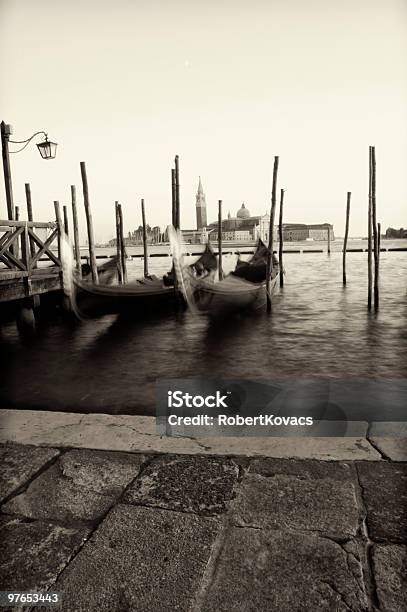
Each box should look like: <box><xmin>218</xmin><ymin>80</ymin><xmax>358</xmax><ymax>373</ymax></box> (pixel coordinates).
<box><xmin>0</xmin><ymin>0</ymin><xmax>406</xmax><ymax>242</ymax></box>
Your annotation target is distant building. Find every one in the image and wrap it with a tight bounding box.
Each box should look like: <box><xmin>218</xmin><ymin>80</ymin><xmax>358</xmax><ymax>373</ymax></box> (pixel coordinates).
<box><xmin>109</xmin><ymin>225</ymin><xmax>163</xmax><ymax>246</ymax></box>
<box><xmin>385</xmin><ymin>227</ymin><xmax>407</xmax><ymax>239</ymax></box>
<box><xmin>196</xmin><ymin>177</ymin><xmax>207</xmax><ymax>229</ymax></box>
<box><xmin>307</xmin><ymin>223</ymin><xmax>334</xmax><ymax>241</ymax></box>
<box><xmin>114</xmin><ymin>176</ymin><xmax>334</xmax><ymax>245</ymax></box>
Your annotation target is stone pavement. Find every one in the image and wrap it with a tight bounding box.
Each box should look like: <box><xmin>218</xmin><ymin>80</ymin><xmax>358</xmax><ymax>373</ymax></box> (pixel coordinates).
<box><xmin>0</xmin><ymin>443</ymin><xmax>406</xmax><ymax>611</ymax></box>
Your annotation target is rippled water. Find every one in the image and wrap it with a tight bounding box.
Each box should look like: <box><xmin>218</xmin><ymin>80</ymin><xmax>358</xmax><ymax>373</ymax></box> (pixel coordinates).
<box><xmin>1</xmin><ymin>240</ymin><xmax>406</xmax><ymax>415</ymax></box>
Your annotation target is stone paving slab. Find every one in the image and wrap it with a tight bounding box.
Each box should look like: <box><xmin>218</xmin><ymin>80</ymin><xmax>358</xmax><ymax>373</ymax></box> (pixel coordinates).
<box><xmin>2</xmin><ymin>449</ymin><xmax>144</xmax><ymax>524</ymax></box>
<box><xmin>55</xmin><ymin>504</ymin><xmax>219</xmax><ymax>612</ymax></box>
<box><xmin>231</xmin><ymin>472</ymin><xmax>361</xmax><ymax>539</ymax></box>
<box><xmin>123</xmin><ymin>455</ymin><xmax>239</xmax><ymax>515</ymax></box>
<box><xmin>372</xmin><ymin>544</ymin><xmax>407</xmax><ymax>612</ymax></box>
<box><xmin>249</xmin><ymin>457</ymin><xmax>356</xmax><ymax>480</ymax></box>
<box><xmin>369</xmin><ymin>437</ymin><xmax>407</xmax><ymax>461</ymax></box>
<box><xmin>0</xmin><ymin>409</ymin><xmax>383</xmax><ymax>459</ymax></box>
<box><xmin>0</xmin><ymin>443</ymin><xmax>59</xmax><ymax>502</ymax></box>
<box><xmin>0</xmin><ymin>515</ymin><xmax>88</xmax><ymax>592</ymax></box>
<box><xmin>369</xmin><ymin>422</ymin><xmax>407</xmax><ymax>437</ymax></box>
<box><xmin>200</xmin><ymin>527</ymin><xmax>368</xmax><ymax>612</ymax></box>
<box><xmin>357</xmin><ymin>462</ymin><xmax>407</xmax><ymax>543</ymax></box>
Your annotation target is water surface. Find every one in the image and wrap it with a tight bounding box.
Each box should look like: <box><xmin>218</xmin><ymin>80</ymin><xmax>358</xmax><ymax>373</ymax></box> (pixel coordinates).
<box><xmin>1</xmin><ymin>240</ymin><xmax>406</xmax><ymax>415</ymax></box>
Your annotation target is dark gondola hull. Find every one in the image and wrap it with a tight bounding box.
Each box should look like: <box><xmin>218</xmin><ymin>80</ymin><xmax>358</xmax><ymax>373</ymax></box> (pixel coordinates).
<box><xmin>74</xmin><ymin>279</ymin><xmax>177</xmax><ymax>318</ymax></box>
<box><xmin>192</xmin><ymin>272</ymin><xmax>279</xmax><ymax>317</ymax></box>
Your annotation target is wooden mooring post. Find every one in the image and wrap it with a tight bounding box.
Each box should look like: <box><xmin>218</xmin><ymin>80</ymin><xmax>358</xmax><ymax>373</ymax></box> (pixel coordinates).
<box><xmin>118</xmin><ymin>203</ymin><xmax>127</xmax><ymax>283</ymax></box>
<box><xmin>278</xmin><ymin>188</ymin><xmax>284</xmax><ymax>288</ymax></box>
<box><xmin>54</xmin><ymin>201</ymin><xmax>62</xmax><ymax>258</ymax></box>
<box><xmin>171</xmin><ymin>169</ymin><xmax>176</xmax><ymax>228</ymax></box>
<box><xmin>371</xmin><ymin>146</ymin><xmax>379</xmax><ymax>309</ymax></box>
<box><xmin>115</xmin><ymin>202</ymin><xmax>124</xmax><ymax>284</ymax></box>
<box><xmin>1</xmin><ymin>121</ymin><xmax>14</xmax><ymax>221</ymax></box>
<box><xmin>25</xmin><ymin>183</ymin><xmax>36</xmax><ymax>259</ymax></box>
<box><xmin>80</xmin><ymin>161</ymin><xmax>98</xmax><ymax>284</ymax></box>
<box><xmin>267</xmin><ymin>156</ymin><xmax>279</xmax><ymax>311</ymax></box>
<box><xmin>218</xmin><ymin>200</ymin><xmax>223</xmax><ymax>280</ymax></box>
<box><xmin>368</xmin><ymin>147</ymin><xmax>373</xmax><ymax>310</ymax></box>
<box><xmin>327</xmin><ymin>226</ymin><xmax>331</xmax><ymax>255</ymax></box>
<box><xmin>174</xmin><ymin>155</ymin><xmax>180</xmax><ymax>229</ymax></box>
<box><xmin>71</xmin><ymin>185</ymin><xmax>81</xmax><ymax>276</ymax></box>
<box><xmin>342</xmin><ymin>192</ymin><xmax>351</xmax><ymax>285</ymax></box>
<box><xmin>141</xmin><ymin>198</ymin><xmax>149</xmax><ymax>277</ymax></box>
<box><xmin>63</xmin><ymin>205</ymin><xmax>69</xmax><ymax>238</ymax></box>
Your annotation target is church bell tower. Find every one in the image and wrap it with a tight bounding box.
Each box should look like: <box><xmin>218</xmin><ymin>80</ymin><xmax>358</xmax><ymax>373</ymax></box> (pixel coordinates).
<box><xmin>196</xmin><ymin>177</ymin><xmax>207</xmax><ymax>229</ymax></box>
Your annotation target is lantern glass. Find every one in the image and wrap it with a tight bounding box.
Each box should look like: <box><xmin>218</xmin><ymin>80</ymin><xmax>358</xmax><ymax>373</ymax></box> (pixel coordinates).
<box><xmin>37</xmin><ymin>139</ymin><xmax>57</xmax><ymax>159</ymax></box>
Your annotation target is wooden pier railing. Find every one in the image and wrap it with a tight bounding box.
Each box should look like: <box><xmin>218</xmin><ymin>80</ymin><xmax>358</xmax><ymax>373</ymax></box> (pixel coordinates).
<box><xmin>0</xmin><ymin>219</ymin><xmax>62</xmax><ymax>302</ymax></box>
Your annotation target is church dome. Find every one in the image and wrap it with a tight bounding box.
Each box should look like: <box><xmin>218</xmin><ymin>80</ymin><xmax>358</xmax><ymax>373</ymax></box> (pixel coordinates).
<box><xmin>237</xmin><ymin>203</ymin><xmax>250</xmax><ymax>219</ymax></box>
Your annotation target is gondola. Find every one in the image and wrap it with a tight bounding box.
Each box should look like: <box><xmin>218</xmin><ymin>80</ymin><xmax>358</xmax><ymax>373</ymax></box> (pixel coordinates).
<box><xmin>171</xmin><ymin>230</ymin><xmax>280</xmax><ymax>317</ymax></box>
<box><xmin>64</xmin><ymin>238</ymin><xmax>217</xmax><ymax>318</ymax></box>
<box><xmin>74</xmin><ymin>275</ymin><xmax>176</xmax><ymax>317</ymax></box>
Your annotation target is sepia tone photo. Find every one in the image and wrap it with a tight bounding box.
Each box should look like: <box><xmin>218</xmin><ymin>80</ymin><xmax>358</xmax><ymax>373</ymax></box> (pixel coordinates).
<box><xmin>0</xmin><ymin>1</ymin><xmax>406</xmax><ymax>610</ymax></box>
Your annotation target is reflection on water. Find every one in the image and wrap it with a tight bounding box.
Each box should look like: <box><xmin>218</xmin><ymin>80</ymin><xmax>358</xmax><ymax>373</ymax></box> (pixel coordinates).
<box><xmin>0</xmin><ymin>244</ymin><xmax>406</xmax><ymax>415</ymax></box>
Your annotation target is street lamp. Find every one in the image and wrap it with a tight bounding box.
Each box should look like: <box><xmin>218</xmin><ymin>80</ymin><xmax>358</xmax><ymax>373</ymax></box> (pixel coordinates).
<box><xmin>36</xmin><ymin>136</ymin><xmax>58</xmax><ymax>160</ymax></box>
<box><xmin>1</xmin><ymin>120</ymin><xmax>58</xmax><ymax>220</ymax></box>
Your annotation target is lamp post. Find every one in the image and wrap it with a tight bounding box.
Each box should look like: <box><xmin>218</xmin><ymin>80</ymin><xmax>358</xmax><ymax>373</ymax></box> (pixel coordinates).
<box><xmin>1</xmin><ymin>120</ymin><xmax>58</xmax><ymax>220</ymax></box>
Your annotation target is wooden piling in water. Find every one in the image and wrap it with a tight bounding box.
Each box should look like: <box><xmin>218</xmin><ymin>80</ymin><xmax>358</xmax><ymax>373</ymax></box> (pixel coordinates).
<box><xmin>174</xmin><ymin>155</ymin><xmax>180</xmax><ymax>230</ymax></box>
<box><xmin>141</xmin><ymin>198</ymin><xmax>149</xmax><ymax>277</ymax></box>
<box><xmin>118</xmin><ymin>203</ymin><xmax>127</xmax><ymax>283</ymax></box>
<box><xmin>327</xmin><ymin>226</ymin><xmax>331</xmax><ymax>255</ymax></box>
<box><xmin>63</xmin><ymin>205</ymin><xmax>69</xmax><ymax>238</ymax></box>
<box><xmin>367</xmin><ymin>147</ymin><xmax>373</xmax><ymax>310</ymax></box>
<box><xmin>80</xmin><ymin>161</ymin><xmax>98</xmax><ymax>284</ymax></box>
<box><xmin>371</xmin><ymin>146</ymin><xmax>379</xmax><ymax>310</ymax></box>
<box><xmin>342</xmin><ymin>192</ymin><xmax>351</xmax><ymax>285</ymax></box>
<box><xmin>54</xmin><ymin>200</ymin><xmax>63</xmax><ymax>265</ymax></box>
<box><xmin>25</xmin><ymin>183</ymin><xmax>36</xmax><ymax>259</ymax></box>
<box><xmin>71</xmin><ymin>185</ymin><xmax>81</xmax><ymax>276</ymax></box>
<box><xmin>267</xmin><ymin>156</ymin><xmax>279</xmax><ymax>311</ymax></box>
<box><xmin>218</xmin><ymin>200</ymin><xmax>223</xmax><ymax>280</ymax></box>
<box><xmin>115</xmin><ymin>202</ymin><xmax>124</xmax><ymax>284</ymax></box>
<box><xmin>171</xmin><ymin>169</ymin><xmax>176</xmax><ymax>228</ymax></box>
<box><xmin>278</xmin><ymin>188</ymin><xmax>284</xmax><ymax>288</ymax></box>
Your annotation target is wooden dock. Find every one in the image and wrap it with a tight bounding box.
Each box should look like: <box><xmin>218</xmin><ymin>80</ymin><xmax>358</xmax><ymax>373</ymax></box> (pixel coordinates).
<box><xmin>0</xmin><ymin>219</ymin><xmax>62</xmax><ymax>303</ymax></box>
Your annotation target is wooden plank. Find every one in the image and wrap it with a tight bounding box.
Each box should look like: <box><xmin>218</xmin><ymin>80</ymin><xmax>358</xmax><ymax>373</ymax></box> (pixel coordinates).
<box><xmin>0</xmin><ymin>275</ymin><xmax>61</xmax><ymax>302</ymax></box>
<box><xmin>0</xmin><ymin>227</ymin><xmax>24</xmax><ymax>258</ymax></box>
<box><xmin>0</xmin><ymin>220</ymin><xmax>56</xmax><ymax>229</ymax></box>
<box><xmin>30</xmin><ymin>228</ymin><xmax>60</xmax><ymax>267</ymax></box>
<box><xmin>0</xmin><ymin>253</ymin><xmax>24</xmax><ymax>270</ymax></box>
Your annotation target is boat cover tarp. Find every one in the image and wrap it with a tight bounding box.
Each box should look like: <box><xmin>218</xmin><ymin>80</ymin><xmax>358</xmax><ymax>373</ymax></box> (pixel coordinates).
<box><xmin>232</xmin><ymin>239</ymin><xmax>278</xmax><ymax>283</ymax></box>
